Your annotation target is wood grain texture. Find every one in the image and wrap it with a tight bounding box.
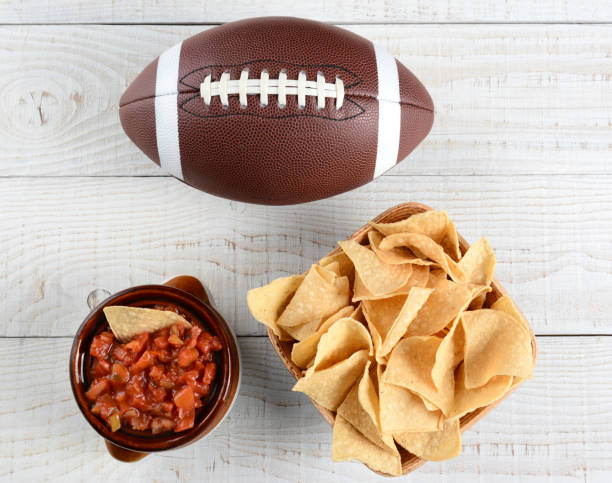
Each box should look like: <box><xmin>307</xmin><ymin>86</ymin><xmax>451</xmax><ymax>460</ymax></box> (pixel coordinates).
<box><xmin>1</xmin><ymin>336</ymin><xmax>610</xmax><ymax>481</ymax></box>
<box><xmin>1</xmin><ymin>175</ymin><xmax>611</xmax><ymax>338</ymax></box>
<box><xmin>2</xmin><ymin>0</ymin><xmax>612</xmax><ymax>24</ymax></box>
<box><xmin>1</xmin><ymin>24</ymin><xmax>611</xmax><ymax>177</ymax></box>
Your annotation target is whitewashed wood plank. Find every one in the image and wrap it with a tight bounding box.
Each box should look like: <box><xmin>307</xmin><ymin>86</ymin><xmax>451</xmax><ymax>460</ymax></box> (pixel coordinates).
<box><xmin>1</xmin><ymin>175</ymin><xmax>611</xmax><ymax>337</ymax></box>
<box><xmin>2</xmin><ymin>0</ymin><xmax>612</xmax><ymax>24</ymax></box>
<box><xmin>0</xmin><ymin>336</ymin><xmax>610</xmax><ymax>481</ymax></box>
<box><xmin>1</xmin><ymin>24</ymin><xmax>611</xmax><ymax>176</ymax></box>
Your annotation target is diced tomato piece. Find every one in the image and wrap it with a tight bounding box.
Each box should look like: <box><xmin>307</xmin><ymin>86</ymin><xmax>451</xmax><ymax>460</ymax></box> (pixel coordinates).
<box><xmin>153</xmin><ymin>336</ymin><xmax>169</xmax><ymax>349</ymax></box>
<box><xmin>165</xmin><ymin>365</ymin><xmax>179</xmax><ymax>382</ymax></box>
<box><xmin>148</xmin><ymin>365</ymin><xmax>164</xmax><ymax>384</ymax></box>
<box><xmin>178</xmin><ymin>369</ymin><xmax>199</xmax><ymax>385</ymax></box>
<box><xmin>168</xmin><ymin>333</ymin><xmax>183</xmax><ymax>347</ymax></box>
<box><xmin>131</xmin><ymin>396</ymin><xmax>154</xmax><ymax>412</ymax></box>
<box><xmin>126</xmin><ymin>377</ymin><xmax>146</xmax><ymax>404</ymax></box>
<box><xmin>196</xmin><ymin>337</ymin><xmax>211</xmax><ymax>355</ymax></box>
<box><xmin>124</xmin><ymin>332</ymin><xmax>150</xmax><ymax>355</ymax></box>
<box><xmin>202</xmin><ymin>362</ymin><xmax>216</xmax><ymax>385</ymax></box>
<box><xmin>160</xmin><ymin>401</ymin><xmax>174</xmax><ymax>417</ymax></box>
<box><xmin>129</xmin><ymin>414</ymin><xmax>152</xmax><ymax>431</ymax></box>
<box><xmin>153</xmin><ymin>349</ymin><xmax>173</xmax><ymax>363</ymax></box>
<box><xmin>174</xmin><ymin>410</ymin><xmax>195</xmax><ymax>432</ymax></box>
<box><xmin>123</xmin><ymin>407</ymin><xmax>139</xmax><ymax>419</ymax></box>
<box><xmin>90</xmin><ymin>358</ymin><xmax>111</xmax><ymax>378</ymax></box>
<box><xmin>116</xmin><ymin>399</ymin><xmax>130</xmax><ymax>415</ymax></box>
<box><xmin>148</xmin><ymin>383</ymin><xmax>167</xmax><ymax>403</ymax></box>
<box><xmin>132</xmin><ymin>350</ymin><xmax>156</xmax><ymax>373</ymax></box>
<box><xmin>188</xmin><ymin>381</ymin><xmax>210</xmax><ymax>398</ymax></box>
<box><xmin>151</xmin><ymin>417</ymin><xmax>174</xmax><ymax>434</ymax></box>
<box><xmin>111</xmin><ymin>344</ymin><xmax>134</xmax><ymax>366</ymax></box>
<box><xmin>177</xmin><ymin>348</ymin><xmax>199</xmax><ymax>367</ymax></box>
<box><xmin>176</xmin><ymin>321</ymin><xmax>187</xmax><ymax>338</ymax></box>
<box><xmin>90</xmin><ymin>332</ymin><xmax>114</xmax><ymax>360</ymax></box>
<box><xmin>85</xmin><ymin>378</ymin><xmax>110</xmax><ymax>401</ymax></box>
<box><xmin>110</xmin><ymin>363</ymin><xmax>129</xmax><ymax>384</ymax></box>
<box><xmin>173</xmin><ymin>386</ymin><xmax>195</xmax><ymax>418</ymax></box>
<box><xmin>209</xmin><ymin>336</ymin><xmax>222</xmax><ymax>352</ymax></box>
<box><xmin>91</xmin><ymin>394</ymin><xmax>116</xmax><ymax>419</ymax></box>
<box><xmin>185</xmin><ymin>325</ymin><xmax>202</xmax><ymax>349</ymax></box>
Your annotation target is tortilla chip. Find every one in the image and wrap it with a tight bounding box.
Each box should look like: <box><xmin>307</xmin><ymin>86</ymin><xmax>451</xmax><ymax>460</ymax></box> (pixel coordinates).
<box><xmin>293</xmin><ymin>318</ymin><xmax>372</xmax><ymax>410</ymax></box>
<box><xmin>384</xmin><ymin>336</ymin><xmax>454</xmax><ymax>415</ymax></box>
<box><xmin>292</xmin><ymin>350</ymin><xmax>369</xmax><ymax>411</ymax></box>
<box><xmin>462</xmin><ymin>309</ymin><xmax>534</xmax><ymax>388</ymax></box>
<box><xmin>332</xmin><ymin>415</ymin><xmax>402</xmax><ymax>476</ymax></box>
<box><xmin>379</xmin><ymin>233</ymin><xmax>465</xmax><ymax>282</ymax></box>
<box><xmin>290</xmin><ymin>306</ymin><xmax>354</xmax><ymax>368</ymax></box>
<box><xmin>459</xmin><ymin>238</ymin><xmax>495</xmax><ymax>308</ymax></box>
<box><xmin>378</xmin><ymin>288</ymin><xmax>433</xmax><ymax>360</ymax></box>
<box><xmin>426</xmin><ymin>268</ymin><xmax>448</xmax><ymax>288</ymax></box>
<box><xmin>394</xmin><ymin>418</ymin><xmax>461</xmax><ymax>461</ymax></box>
<box><xmin>319</xmin><ymin>251</ymin><xmax>354</xmax><ymax>279</ymax></box>
<box><xmin>104</xmin><ymin>306</ymin><xmax>192</xmax><ymax>343</ymax></box>
<box><xmin>379</xmin><ymin>381</ymin><xmax>441</xmax><ymax>434</ymax></box>
<box><xmin>431</xmin><ymin>316</ymin><xmax>465</xmax><ymax>392</ymax></box>
<box><xmin>404</xmin><ymin>280</ymin><xmax>473</xmax><ymax>337</ymax></box>
<box><xmin>350</xmin><ymin>303</ymin><xmax>365</xmax><ymax>323</ymax></box>
<box><xmin>338</xmin><ymin>377</ymin><xmax>395</xmax><ymax>451</ymax></box>
<box><xmin>368</xmin><ymin>230</ymin><xmax>435</xmax><ymax>266</ymax></box>
<box><xmin>440</xmin><ymin>220</ymin><xmax>461</xmax><ymax>262</ymax></box>
<box><xmin>357</xmin><ymin>362</ymin><xmax>381</xmax><ymax>430</ymax></box>
<box><xmin>362</xmin><ymin>295</ymin><xmax>407</xmax><ymax>355</ymax></box>
<box><xmin>276</xmin><ymin>266</ymin><xmax>341</xmax><ymax>328</ymax></box>
<box><xmin>277</xmin><ymin>265</ymin><xmax>350</xmax><ymax>341</ymax></box>
<box><xmin>338</xmin><ymin>239</ymin><xmax>412</xmax><ymax>295</ymax></box>
<box><xmin>246</xmin><ymin>274</ymin><xmax>304</xmax><ymax>339</ymax></box>
<box><xmin>459</xmin><ymin>238</ymin><xmax>495</xmax><ymax>286</ymax></box>
<box><xmin>451</xmin><ymin>363</ymin><xmax>512</xmax><ymax>418</ymax></box>
<box><xmin>491</xmin><ymin>295</ymin><xmax>531</xmax><ymax>335</ymax></box>
<box><xmin>363</xmin><ymin>319</ymin><xmax>383</xmax><ymax>362</ymax></box>
<box><xmin>311</xmin><ymin>317</ymin><xmax>372</xmax><ymax>371</ymax></box>
<box><xmin>353</xmin><ymin>265</ymin><xmax>429</xmax><ymax>302</ymax></box>
<box><xmin>369</xmin><ymin>210</ymin><xmax>447</xmax><ymax>240</ymax></box>
<box><xmin>370</xmin><ymin>210</ymin><xmax>461</xmax><ymax>261</ymax></box>
<box><xmin>317</xmin><ymin>261</ymin><xmax>340</xmax><ymax>281</ymax></box>
<box><xmin>281</xmin><ymin>275</ymin><xmax>350</xmax><ymax>342</ymax></box>
<box><xmin>420</xmin><ymin>396</ymin><xmax>441</xmax><ymax>412</ymax></box>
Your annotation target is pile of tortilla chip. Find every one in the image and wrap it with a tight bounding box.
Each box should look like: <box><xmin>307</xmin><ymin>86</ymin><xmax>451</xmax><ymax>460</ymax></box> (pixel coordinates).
<box><xmin>247</xmin><ymin>210</ymin><xmax>534</xmax><ymax>476</ymax></box>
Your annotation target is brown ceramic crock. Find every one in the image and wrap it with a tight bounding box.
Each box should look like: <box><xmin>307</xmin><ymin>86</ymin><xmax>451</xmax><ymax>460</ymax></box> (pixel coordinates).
<box><xmin>69</xmin><ymin>275</ymin><xmax>241</xmax><ymax>462</ymax></box>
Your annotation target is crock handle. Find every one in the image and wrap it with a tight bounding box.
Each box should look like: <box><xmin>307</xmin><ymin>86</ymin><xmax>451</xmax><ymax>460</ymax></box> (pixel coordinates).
<box><xmin>163</xmin><ymin>275</ymin><xmax>211</xmax><ymax>305</ymax></box>
<box><xmin>104</xmin><ymin>440</ymin><xmax>148</xmax><ymax>462</ymax></box>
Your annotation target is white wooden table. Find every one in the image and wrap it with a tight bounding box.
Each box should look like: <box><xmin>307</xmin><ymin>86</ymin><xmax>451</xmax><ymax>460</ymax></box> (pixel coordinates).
<box><xmin>2</xmin><ymin>1</ymin><xmax>612</xmax><ymax>481</ymax></box>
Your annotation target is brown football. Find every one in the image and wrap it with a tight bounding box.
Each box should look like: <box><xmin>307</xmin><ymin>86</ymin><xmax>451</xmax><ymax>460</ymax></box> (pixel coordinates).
<box><xmin>119</xmin><ymin>17</ymin><xmax>434</xmax><ymax>205</ymax></box>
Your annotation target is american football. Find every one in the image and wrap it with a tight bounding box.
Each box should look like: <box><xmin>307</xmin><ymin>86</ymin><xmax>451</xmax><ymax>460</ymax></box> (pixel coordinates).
<box><xmin>119</xmin><ymin>17</ymin><xmax>434</xmax><ymax>205</ymax></box>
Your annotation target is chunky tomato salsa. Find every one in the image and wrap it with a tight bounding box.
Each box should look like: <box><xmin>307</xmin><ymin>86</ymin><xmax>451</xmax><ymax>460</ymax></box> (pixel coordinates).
<box><xmin>85</xmin><ymin>305</ymin><xmax>223</xmax><ymax>434</ymax></box>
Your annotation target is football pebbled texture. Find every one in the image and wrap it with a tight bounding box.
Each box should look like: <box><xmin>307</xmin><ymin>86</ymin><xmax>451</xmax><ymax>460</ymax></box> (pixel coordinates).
<box><xmin>120</xmin><ymin>17</ymin><xmax>434</xmax><ymax>205</ymax></box>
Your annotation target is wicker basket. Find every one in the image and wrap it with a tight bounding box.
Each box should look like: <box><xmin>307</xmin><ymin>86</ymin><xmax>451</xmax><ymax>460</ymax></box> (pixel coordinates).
<box><xmin>266</xmin><ymin>202</ymin><xmax>538</xmax><ymax>476</ymax></box>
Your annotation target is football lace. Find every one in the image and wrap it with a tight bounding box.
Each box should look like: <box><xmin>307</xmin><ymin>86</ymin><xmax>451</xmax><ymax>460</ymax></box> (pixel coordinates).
<box><xmin>199</xmin><ymin>69</ymin><xmax>345</xmax><ymax>110</ymax></box>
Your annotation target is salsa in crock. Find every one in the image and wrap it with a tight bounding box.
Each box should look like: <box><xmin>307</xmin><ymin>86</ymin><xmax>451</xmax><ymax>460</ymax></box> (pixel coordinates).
<box><xmin>85</xmin><ymin>304</ymin><xmax>223</xmax><ymax>434</ymax></box>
